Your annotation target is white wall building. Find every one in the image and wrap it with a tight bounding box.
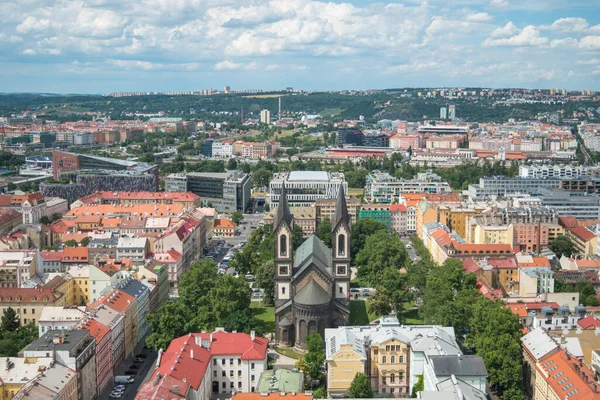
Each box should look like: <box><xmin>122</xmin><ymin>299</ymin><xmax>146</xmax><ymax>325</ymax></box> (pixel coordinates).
<box><xmin>269</xmin><ymin>171</ymin><xmax>348</xmax><ymax>208</ymax></box>
<box><xmin>38</xmin><ymin>306</ymin><xmax>86</xmax><ymax>337</ymax></box>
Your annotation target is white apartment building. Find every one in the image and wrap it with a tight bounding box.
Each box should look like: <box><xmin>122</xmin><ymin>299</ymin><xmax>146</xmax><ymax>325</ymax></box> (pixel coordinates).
<box><xmin>89</xmin><ymin>263</ymin><xmax>131</xmax><ymax>302</ymax></box>
<box><xmin>212</xmin><ymin>141</ymin><xmax>233</xmax><ymax>158</ymax></box>
<box><xmin>0</xmin><ymin>251</ymin><xmax>37</xmax><ymax>288</ymax></box>
<box><xmin>260</xmin><ymin>109</ymin><xmax>271</xmax><ymax>124</ymax></box>
<box><xmin>74</xmin><ymin>132</ymin><xmax>93</xmax><ymax>146</ymax></box>
<box><xmin>365</xmin><ymin>171</ymin><xmax>451</xmax><ymax>204</ymax></box>
<box><xmin>38</xmin><ymin>306</ymin><xmax>86</xmax><ymax>337</ymax></box>
<box><xmin>269</xmin><ymin>171</ymin><xmax>348</xmax><ymax>208</ymax></box>
<box><xmin>518</xmin><ymin>164</ymin><xmax>594</xmax><ymax>179</ymax></box>
<box><xmin>116</xmin><ymin>236</ymin><xmax>149</xmax><ymax>263</ymax></box>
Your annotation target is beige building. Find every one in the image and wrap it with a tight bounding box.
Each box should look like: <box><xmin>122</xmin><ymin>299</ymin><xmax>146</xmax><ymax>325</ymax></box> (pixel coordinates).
<box><xmin>264</xmin><ymin>206</ymin><xmax>317</xmax><ymax>236</ymax></box>
<box><xmin>465</xmin><ymin>215</ymin><xmax>514</xmax><ymax>245</ymax></box>
<box><xmin>369</xmin><ymin>333</ymin><xmax>410</xmax><ymax>394</ymax></box>
<box><xmin>315</xmin><ymin>198</ymin><xmax>361</xmax><ymax>224</ymax></box>
<box><xmin>0</xmin><ymin>287</ymin><xmax>66</xmax><ymax>326</ymax></box>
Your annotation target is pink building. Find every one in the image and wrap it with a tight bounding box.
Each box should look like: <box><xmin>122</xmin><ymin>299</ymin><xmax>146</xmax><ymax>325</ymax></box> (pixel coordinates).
<box><xmin>90</xmin><ymin>304</ymin><xmax>126</xmax><ymax>373</ymax></box>
<box><xmin>81</xmin><ymin>318</ymin><xmax>113</xmax><ymax>395</ymax></box>
<box><xmin>390</xmin><ymin>135</ymin><xmax>420</xmax><ymax>150</ymax></box>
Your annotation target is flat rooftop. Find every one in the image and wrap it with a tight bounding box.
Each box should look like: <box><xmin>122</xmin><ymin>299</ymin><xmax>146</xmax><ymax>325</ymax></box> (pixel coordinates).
<box><xmin>288</xmin><ymin>171</ymin><xmax>329</xmax><ymax>181</ymax></box>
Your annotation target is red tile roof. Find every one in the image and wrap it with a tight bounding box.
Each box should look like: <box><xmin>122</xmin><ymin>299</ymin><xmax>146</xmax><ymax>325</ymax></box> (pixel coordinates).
<box><xmin>39</xmin><ymin>251</ymin><xmax>64</xmax><ymax>261</ymax></box>
<box><xmin>537</xmin><ymin>350</ymin><xmax>600</xmax><ymax>400</ymax></box>
<box><xmin>0</xmin><ymin>287</ymin><xmax>63</xmax><ymax>303</ymax></box>
<box><xmin>93</xmin><ymin>289</ymin><xmax>136</xmax><ymax>313</ymax></box>
<box><xmin>136</xmin><ymin>373</ymin><xmax>189</xmax><ymax>399</ymax></box>
<box><xmin>80</xmin><ymin>318</ymin><xmax>110</xmax><ymax>343</ymax></box>
<box><xmin>487</xmin><ymin>257</ymin><xmax>518</xmax><ymax>269</ymax></box>
<box><xmin>568</xmin><ymin>226</ymin><xmax>596</xmax><ymax>241</ymax></box>
<box><xmin>195</xmin><ymin>330</ymin><xmax>268</xmax><ymax>360</ymax></box>
<box><xmin>214</xmin><ymin>219</ymin><xmax>236</xmax><ymax>228</ymax></box>
<box><xmin>577</xmin><ymin>315</ymin><xmax>600</xmax><ymax>330</ymax></box>
<box><xmin>452</xmin><ymin>241</ymin><xmax>514</xmax><ymax>254</ymax></box>
<box><xmin>462</xmin><ymin>259</ymin><xmax>481</xmax><ymax>274</ymax></box>
<box><xmin>62</xmin><ymin>246</ymin><xmax>89</xmax><ymax>263</ymax></box>
<box><xmin>232</xmin><ymin>395</ymin><xmax>312</xmax><ymax>400</ymax></box>
<box><xmin>559</xmin><ymin>216</ymin><xmax>578</xmax><ymax>228</ymax></box>
<box><xmin>390</xmin><ymin>204</ymin><xmax>407</xmax><ymax>213</ymax></box>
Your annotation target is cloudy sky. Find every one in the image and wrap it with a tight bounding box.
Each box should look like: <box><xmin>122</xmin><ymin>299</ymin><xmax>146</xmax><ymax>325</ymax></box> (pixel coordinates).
<box><xmin>1</xmin><ymin>0</ymin><xmax>600</xmax><ymax>93</ymax></box>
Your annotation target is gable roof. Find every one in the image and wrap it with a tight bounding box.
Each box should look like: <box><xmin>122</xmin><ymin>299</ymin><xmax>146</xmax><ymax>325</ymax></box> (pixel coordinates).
<box><xmin>294</xmin><ymin>281</ymin><xmax>331</xmax><ymax>306</ymax></box>
<box><xmin>293</xmin><ymin>234</ymin><xmax>332</xmax><ymax>277</ymax></box>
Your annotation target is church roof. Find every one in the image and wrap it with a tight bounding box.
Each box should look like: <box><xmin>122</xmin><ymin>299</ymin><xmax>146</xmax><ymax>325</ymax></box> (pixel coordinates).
<box><xmin>293</xmin><ymin>234</ymin><xmax>332</xmax><ymax>276</ymax></box>
<box><xmin>274</xmin><ymin>182</ymin><xmax>293</xmax><ymax>229</ymax></box>
<box><xmin>332</xmin><ymin>185</ymin><xmax>350</xmax><ymax>229</ymax></box>
<box><xmin>294</xmin><ymin>281</ymin><xmax>331</xmax><ymax>306</ymax></box>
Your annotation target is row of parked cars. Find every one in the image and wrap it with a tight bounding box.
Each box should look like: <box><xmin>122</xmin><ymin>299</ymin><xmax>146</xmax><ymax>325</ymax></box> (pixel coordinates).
<box><xmin>109</xmin><ymin>353</ymin><xmax>147</xmax><ymax>398</ymax></box>
<box><xmin>218</xmin><ymin>240</ymin><xmax>247</xmax><ymax>274</ymax></box>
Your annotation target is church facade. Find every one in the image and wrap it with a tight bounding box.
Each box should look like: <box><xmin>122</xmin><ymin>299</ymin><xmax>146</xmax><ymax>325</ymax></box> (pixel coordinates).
<box><xmin>274</xmin><ymin>184</ymin><xmax>351</xmax><ymax>350</ymax></box>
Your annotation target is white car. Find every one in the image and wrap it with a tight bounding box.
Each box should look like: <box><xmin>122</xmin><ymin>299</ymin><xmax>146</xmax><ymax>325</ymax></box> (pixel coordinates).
<box><xmin>109</xmin><ymin>392</ymin><xmax>123</xmax><ymax>399</ymax></box>
<box><xmin>114</xmin><ymin>385</ymin><xmax>126</xmax><ymax>391</ymax></box>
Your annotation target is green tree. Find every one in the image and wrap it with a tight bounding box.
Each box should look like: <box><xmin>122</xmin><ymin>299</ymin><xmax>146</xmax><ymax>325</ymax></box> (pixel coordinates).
<box><xmin>63</xmin><ymin>239</ymin><xmax>78</xmax><ymax>247</ymax></box>
<box><xmin>51</xmin><ymin>213</ymin><xmax>63</xmax><ymax>222</ymax></box>
<box><xmin>252</xmin><ymin>168</ymin><xmax>272</xmax><ymax>189</ymax></box>
<box><xmin>227</xmin><ymin>158</ymin><xmax>238</xmax><ymax>170</ymax></box>
<box><xmin>80</xmin><ymin>236</ymin><xmax>91</xmax><ymax>246</ymax></box>
<box><xmin>146</xmin><ymin>301</ymin><xmax>192</xmax><ymax>350</ymax></box>
<box><xmin>350</xmin><ymin>219</ymin><xmax>387</xmax><ymax>257</ymax></box>
<box><xmin>411</xmin><ymin>375</ymin><xmax>424</xmax><ymax>398</ymax></box>
<box><xmin>254</xmin><ymin>260</ymin><xmax>275</xmax><ymax>305</ymax></box>
<box><xmin>549</xmin><ymin>235</ymin><xmax>574</xmax><ymax>258</ymax></box>
<box><xmin>315</xmin><ymin>217</ymin><xmax>332</xmax><ymax>247</ymax></box>
<box><xmin>293</xmin><ymin>224</ymin><xmax>304</xmax><ymax>250</ymax></box>
<box><xmin>355</xmin><ymin>231</ymin><xmax>407</xmax><ymax>285</ymax></box>
<box><xmin>39</xmin><ymin>215</ymin><xmax>51</xmax><ymax>225</ymax></box>
<box><xmin>231</xmin><ymin>211</ymin><xmax>244</xmax><ymax>225</ymax></box>
<box><xmin>369</xmin><ymin>287</ymin><xmax>392</xmax><ymax>317</ymax></box>
<box><xmin>1</xmin><ymin>307</ymin><xmax>19</xmax><ymax>332</ymax></box>
<box><xmin>348</xmin><ymin>373</ymin><xmax>374</xmax><ymax>398</ymax></box>
<box><xmin>312</xmin><ymin>387</ymin><xmax>327</xmax><ymax>399</ymax></box>
<box><xmin>6</xmin><ymin>182</ymin><xmax>15</xmax><ymax>191</ymax></box>
<box><xmin>304</xmin><ymin>332</ymin><xmax>326</xmax><ymax>383</ymax></box>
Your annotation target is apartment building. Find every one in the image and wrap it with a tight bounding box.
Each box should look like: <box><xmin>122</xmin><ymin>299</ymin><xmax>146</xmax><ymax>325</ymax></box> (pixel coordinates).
<box><xmin>0</xmin><ymin>357</ymin><xmax>54</xmax><ymax>399</ymax></box>
<box><xmin>116</xmin><ymin>277</ymin><xmax>150</xmax><ymax>344</ymax></box>
<box><xmin>12</xmin><ymin>362</ymin><xmax>78</xmax><ymax>400</ymax></box>
<box><xmin>136</xmin><ymin>330</ymin><xmax>268</xmax><ymax>399</ymax></box>
<box><xmin>519</xmin><ymin>164</ymin><xmax>595</xmax><ymax>179</ymax></box>
<box><xmin>73</xmin><ymin>191</ymin><xmax>201</xmax><ymax>209</ymax></box>
<box><xmin>465</xmin><ymin>215</ymin><xmax>514</xmax><ymax>245</ymax></box>
<box><xmin>314</xmin><ymin>197</ymin><xmax>360</xmax><ymax>225</ymax></box>
<box><xmin>22</xmin><ymin>329</ymin><xmax>97</xmax><ymax>400</ymax></box>
<box><xmin>88</xmin><ymin>303</ymin><xmax>126</xmax><ymax>373</ymax></box>
<box><xmin>0</xmin><ymin>251</ymin><xmax>37</xmax><ymax>288</ymax></box>
<box><xmin>0</xmin><ymin>192</ymin><xmax>47</xmax><ymax>224</ymax></box>
<box><xmin>365</xmin><ymin>171</ymin><xmax>451</xmax><ymax>204</ymax></box>
<box><xmin>269</xmin><ymin>171</ymin><xmax>347</xmax><ymax>208</ymax></box>
<box><xmin>536</xmin><ymin>190</ymin><xmax>600</xmax><ymax>219</ymax></box>
<box><xmin>116</xmin><ymin>236</ymin><xmax>149</xmax><ymax>263</ymax></box>
<box><xmin>38</xmin><ymin>306</ymin><xmax>86</xmax><ymax>336</ymax></box>
<box><xmin>359</xmin><ymin>205</ymin><xmax>391</xmax><ymax>232</ymax></box>
<box><xmin>468</xmin><ymin>177</ymin><xmax>561</xmax><ymax>200</ymax></box>
<box><xmin>0</xmin><ymin>287</ymin><xmax>66</xmax><ymax>326</ymax></box>
<box><xmin>80</xmin><ymin>318</ymin><xmax>113</xmax><ymax>396</ymax></box>
<box><xmin>92</xmin><ymin>289</ymin><xmax>138</xmax><ymax>357</ymax></box>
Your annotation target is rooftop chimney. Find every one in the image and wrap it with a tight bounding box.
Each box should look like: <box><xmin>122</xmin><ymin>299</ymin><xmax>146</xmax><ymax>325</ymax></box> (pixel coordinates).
<box><xmin>190</xmin><ymin>349</ymin><xmax>194</xmax><ymax>360</ymax></box>
<box><xmin>251</xmin><ymin>330</ymin><xmax>256</xmax><ymax>341</ymax></box>
<box><xmin>171</xmin><ymin>385</ymin><xmax>179</xmax><ymax>394</ymax></box>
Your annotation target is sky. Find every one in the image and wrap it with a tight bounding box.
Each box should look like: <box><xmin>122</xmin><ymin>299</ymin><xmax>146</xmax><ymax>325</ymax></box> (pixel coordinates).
<box><xmin>1</xmin><ymin>0</ymin><xmax>600</xmax><ymax>93</ymax></box>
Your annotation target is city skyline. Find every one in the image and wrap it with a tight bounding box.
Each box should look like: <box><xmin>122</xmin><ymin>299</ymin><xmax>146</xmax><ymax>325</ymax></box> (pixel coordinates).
<box><xmin>1</xmin><ymin>0</ymin><xmax>600</xmax><ymax>93</ymax></box>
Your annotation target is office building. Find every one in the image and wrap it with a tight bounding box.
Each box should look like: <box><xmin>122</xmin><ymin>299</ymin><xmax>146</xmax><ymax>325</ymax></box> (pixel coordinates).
<box><xmin>518</xmin><ymin>164</ymin><xmax>595</xmax><ymax>179</ymax></box>
<box><xmin>467</xmin><ymin>177</ymin><xmax>561</xmax><ymax>200</ymax></box>
<box><xmin>417</xmin><ymin>125</ymin><xmax>467</xmax><ymax>135</ymax></box>
<box><xmin>260</xmin><ymin>109</ymin><xmax>271</xmax><ymax>124</ymax></box>
<box><xmin>536</xmin><ymin>189</ymin><xmax>600</xmax><ymax>219</ymax></box>
<box><xmin>365</xmin><ymin>171</ymin><xmax>452</xmax><ymax>203</ymax></box>
<box><xmin>269</xmin><ymin>171</ymin><xmax>347</xmax><ymax>208</ymax></box>
<box><xmin>201</xmin><ymin>139</ymin><xmax>213</xmax><ymax>158</ymax></box>
<box><xmin>51</xmin><ymin>151</ymin><xmax>154</xmax><ymax>180</ymax></box>
<box><xmin>166</xmin><ymin>171</ymin><xmax>251</xmax><ymax>212</ymax></box>
<box><xmin>363</xmin><ymin>132</ymin><xmax>390</xmax><ymax>147</ymax></box>
<box><xmin>337</xmin><ymin>128</ymin><xmax>364</xmax><ymax>147</ymax></box>
<box><xmin>440</xmin><ymin>107</ymin><xmax>447</xmax><ymax>119</ymax></box>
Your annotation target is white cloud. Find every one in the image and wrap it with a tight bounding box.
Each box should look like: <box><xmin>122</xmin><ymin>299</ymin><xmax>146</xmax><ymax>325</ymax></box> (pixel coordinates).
<box><xmin>541</xmin><ymin>17</ymin><xmax>589</xmax><ymax>33</ymax></box>
<box><xmin>214</xmin><ymin>60</ymin><xmax>243</xmax><ymax>70</ymax></box>
<box><xmin>483</xmin><ymin>25</ymin><xmax>548</xmax><ymax>47</ymax></box>
<box><xmin>22</xmin><ymin>48</ymin><xmax>36</xmax><ymax>55</ymax></box>
<box><xmin>465</xmin><ymin>12</ymin><xmax>492</xmax><ymax>23</ymax></box>
<box><xmin>490</xmin><ymin>0</ymin><xmax>509</xmax><ymax>9</ymax></box>
<box><xmin>0</xmin><ymin>33</ymin><xmax>22</xmax><ymax>43</ymax></box>
<box><xmin>577</xmin><ymin>59</ymin><xmax>600</xmax><ymax>65</ymax></box>
<box><xmin>491</xmin><ymin>22</ymin><xmax>518</xmax><ymax>38</ymax></box>
<box><xmin>579</xmin><ymin>36</ymin><xmax>600</xmax><ymax>50</ymax></box>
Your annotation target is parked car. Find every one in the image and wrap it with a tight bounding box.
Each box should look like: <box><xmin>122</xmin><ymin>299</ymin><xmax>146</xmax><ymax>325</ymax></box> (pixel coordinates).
<box><xmin>129</xmin><ymin>364</ymin><xmax>140</xmax><ymax>370</ymax></box>
<box><xmin>114</xmin><ymin>376</ymin><xmax>135</xmax><ymax>384</ymax></box>
<box><xmin>114</xmin><ymin>385</ymin><xmax>126</xmax><ymax>391</ymax></box>
<box><xmin>134</xmin><ymin>356</ymin><xmax>145</xmax><ymax>363</ymax></box>
<box><xmin>124</xmin><ymin>370</ymin><xmax>138</xmax><ymax>376</ymax></box>
<box><xmin>109</xmin><ymin>392</ymin><xmax>123</xmax><ymax>399</ymax></box>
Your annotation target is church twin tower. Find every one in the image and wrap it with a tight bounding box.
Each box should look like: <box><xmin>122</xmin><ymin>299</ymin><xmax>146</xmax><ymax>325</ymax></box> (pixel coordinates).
<box><xmin>273</xmin><ymin>184</ymin><xmax>351</xmax><ymax>350</ymax></box>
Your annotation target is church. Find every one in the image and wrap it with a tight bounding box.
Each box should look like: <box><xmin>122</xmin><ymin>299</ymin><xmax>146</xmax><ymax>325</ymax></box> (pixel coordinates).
<box><xmin>273</xmin><ymin>184</ymin><xmax>351</xmax><ymax>350</ymax></box>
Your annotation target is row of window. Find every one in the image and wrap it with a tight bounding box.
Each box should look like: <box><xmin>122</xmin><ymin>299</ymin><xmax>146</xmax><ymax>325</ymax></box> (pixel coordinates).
<box><xmin>213</xmin><ymin>358</ymin><xmax>256</xmax><ymax>369</ymax></box>
<box><xmin>382</xmin><ymin>373</ymin><xmax>405</xmax><ymax>384</ymax></box>
<box><xmin>379</xmin><ymin>355</ymin><xmax>404</xmax><ymax>364</ymax></box>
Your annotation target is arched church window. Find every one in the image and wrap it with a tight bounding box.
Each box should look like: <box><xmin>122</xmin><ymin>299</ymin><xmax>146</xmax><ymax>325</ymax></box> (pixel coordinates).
<box><xmin>338</xmin><ymin>234</ymin><xmax>345</xmax><ymax>256</ymax></box>
<box><xmin>280</xmin><ymin>235</ymin><xmax>287</xmax><ymax>256</ymax></box>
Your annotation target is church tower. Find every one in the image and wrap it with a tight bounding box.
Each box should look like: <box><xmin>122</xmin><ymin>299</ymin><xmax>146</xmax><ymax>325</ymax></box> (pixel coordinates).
<box><xmin>331</xmin><ymin>185</ymin><xmax>351</xmax><ymax>308</ymax></box>
<box><xmin>273</xmin><ymin>182</ymin><xmax>293</xmax><ymax>310</ymax></box>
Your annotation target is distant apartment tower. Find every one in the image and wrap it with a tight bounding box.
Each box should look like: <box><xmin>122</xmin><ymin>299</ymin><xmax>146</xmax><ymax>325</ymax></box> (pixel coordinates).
<box><xmin>260</xmin><ymin>109</ymin><xmax>271</xmax><ymax>124</ymax></box>
<box><xmin>166</xmin><ymin>171</ymin><xmax>251</xmax><ymax>212</ymax></box>
<box><xmin>440</xmin><ymin>107</ymin><xmax>447</xmax><ymax>120</ymax></box>
<box><xmin>337</xmin><ymin>128</ymin><xmax>364</xmax><ymax>147</ymax></box>
<box><xmin>448</xmin><ymin>105</ymin><xmax>456</xmax><ymax>120</ymax></box>
<box><xmin>224</xmin><ymin>86</ymin><xmax>231</xmax><ymax>93</ymax></box>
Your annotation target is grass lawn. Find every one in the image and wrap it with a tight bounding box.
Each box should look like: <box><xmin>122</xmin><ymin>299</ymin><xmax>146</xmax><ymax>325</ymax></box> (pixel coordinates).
<box><xmin>250</xmin><ymin>301</ymin><xmax>275</xmax><ymax>333</ymax></box>
<box><xmin>347</xmin><ymin>188</ymin><xmax>364</xmax><ymax>198</ymax></box>
<box><xmin>402</xmin><ymin>308</ymin><xmax>424</xmax><ymax>325</ymax></box>
<box><xmin>275</xmin><ymin>346</ymin><xmax>303</xmax><ymax>360</ymax></box>
<box><xmin>349</xmin><ymin>300</ymin><xmax>377</xmax><ymax>326</ymax></box>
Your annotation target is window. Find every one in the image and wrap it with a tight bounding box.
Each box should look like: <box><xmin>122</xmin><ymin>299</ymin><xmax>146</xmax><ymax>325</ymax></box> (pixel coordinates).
<box><xmin>338</xmin><ymin>234</ymin><xmax>345</xmax><ymax>256</ymax></box>
<box><xmin>386</xmin><ymin>345</ymin><xmax>390</xmax><ymax>351</ymax></box>
<box><xmin>374</xmin><ymin>349</ymin><xmax>378</xmax><ymax>355</ymax></box>
<box><xmin>399</xmin><ymin>356</ymin><xmax>404</xmax><ymax>363</ymax></box>
<box><xmin>251</xmin><ymin>375</ymin><xmax>255</xmax><ymax>381</ymax></box>
<box><xmin>390</xmin><ymin>374</ymin><xmax>395</xmax><ymax>383</ymax></box>
<box><xmin>339</xmin><ymin>286</ymin><xmax>343</xmax><ymax>294</ymax></box>
<box><xmin>382</xmin><ymin>356</ymin><xmax>386</xmax><ymax>363</ymax></box>
<box><xmin>222</xmin><ymin>359</ymin><xmax>226</xmax><ymax>365</ymax></box>
<box><xmin>251</xmin><ymin>363</ymin><xmax>255</xmax><ymax>370</ymax></box>
<box><xmin>230</xmin><ymin>371</ymin><xmax>234</xmax><ymax>377</ymax></box>
<box><xmin>213</xmin><ymin>359</ymin><xmax>217</xmax><ymax>365</ymax></box>
<box><xmin>230</xmin><ymin>358</ymin><xmax>233</xmax><ymax>365</ymax></box>
<box><xmin>280</xmin><ymin>235</ymin><xmax>287</xmax><ymax>256</ymax></box>
<box><xmin>238</xmin><ymin>371</ymin><xmax>242</xmax><ymax>377</ymax></box>
<box><xmin>238</xmin><ymin>359</ymin><xmax>241</xmax><ymax>366</ymax></box>
<box><xmin>279</xmin><ymin>266</ymin><xmax>288</xmax><ymax>275</ymax></box>
<box><xmin>337</xmin><ymin>265</ymin><xmax>346</xmax><ymax>275</ymax></box>
<box><xmin>399</xmin><ymin>373</ymin><xmax>404</xmax><ymax>380</ymax></box>
<box><xmin>238</xmin><ymin>382</ymin><xmax>242</xmax><ymax>389</ymax></box>
<box><xmin>23</xmin><ymin>309</ymin><xmax>26</xmax><ymax>314</ymax></box>
<box><xmin>281</xmin><ymin>287</ymin><xmax>286</xmax><ymax>295</ymax></box>
<box><xmin>222</xmin><ymin>382</ymin><xmax>226</xmax><ymax>389</ymax></box>
<box><xmin>214</xmin><ymin>371</ymin><xmax>217</xmax><ymax>377</ymax></box>
<box><xmin>391</xmin><ymin>356</ymin><xmax>395</xmax><ymax>363</ymax></box>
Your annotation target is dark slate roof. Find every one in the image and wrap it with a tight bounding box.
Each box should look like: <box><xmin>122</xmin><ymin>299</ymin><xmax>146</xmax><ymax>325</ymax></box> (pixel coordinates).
<box><xmin>294</xmin><ymin>281</ymin><xmax>331</xmax><ymax>306</ymax></box>
<box><xmin>293</xmin><ymin>234</ymin><xmax>332</xmax><ymax>277</ymax></box>
<box><xmin>430</xmin><ymin>355</ymin><xmax>488</xmax><ymax>377</ymax></box>
<box><xmin>24</xmin><ymin>329</ymin><xmax>89</xmax><ymax>353</ymax></box>
<box><xmin>332</xmin><ymin>185</ymin><xmax>350</xmax><ymax>229</ymax></box>
<box><xmin>274</xmin><ymin>182</ymin><xmax>293</xmax><ymax>230</ymax></box>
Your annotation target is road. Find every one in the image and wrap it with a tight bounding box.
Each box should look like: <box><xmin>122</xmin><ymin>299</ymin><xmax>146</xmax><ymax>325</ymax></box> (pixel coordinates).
<box><xmin>99</xmin><ymin>343</ymin><xmax>157</xmax><ymax>400</ymax></box>
<box><xmin>400</xmin><ymin>237</ymin><xmax>421</xmax><ymax>264</ymax></box>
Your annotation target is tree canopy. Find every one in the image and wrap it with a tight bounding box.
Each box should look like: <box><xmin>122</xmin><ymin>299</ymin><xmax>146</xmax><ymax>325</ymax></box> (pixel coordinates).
<box><xmin>549</xmin><ymin>235</ymin><xmax>575</xmax><ymax>258</ymax></box>
<box><xmin>348</xmin><ymin>373</ymin><xmax>374</xmax><ymax>398</ymax></box>
<box><xmin>315</xmin><ymin>217</ymin><xmax>332</xmax><ymax>247</ymax></box>
<box><xmin>350</xmin><ymin>218</ymin><xmax>387</xmax><ymax>257</ymax></box>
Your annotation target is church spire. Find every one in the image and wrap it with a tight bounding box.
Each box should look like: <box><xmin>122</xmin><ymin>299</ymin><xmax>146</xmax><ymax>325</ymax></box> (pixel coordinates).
<box><xmin>332</xmin><ymin>184</ymin><xmax>349</xmax><ymax>229</ymax></box>
<box><xmin>274</xmin><ymin>181</ymin><xmax>293</xmax><ymax>229</ymax></box>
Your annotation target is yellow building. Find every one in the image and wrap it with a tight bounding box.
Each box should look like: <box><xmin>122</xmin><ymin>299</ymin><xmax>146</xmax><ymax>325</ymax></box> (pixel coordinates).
<box><xmin>370</xmin><ymin>336</ymin><xmax>410</xmax><ymax>395</ymax></box>
<box><xmin>465</xmin><ymin>215</ymin><xmax>514</xmax><ymax>245</ymax></box>
<box><xmin>0</xmin><ymin>357</ymin><xmax>54</xmax><ymax>400</ymax></box>
<box><xmin>68</xmin><ymin>266</ymin><xmax>90</xmax><ymax>306</ymax></box>
<box><xmin>0</xmin><ymin>287</ymin><xmax>66</xmax><ymax>326</ymax></box>
<box><xmin>326</xmin><ymin>342</ymin><xmax>367</xmax><ymax>396</ymax></box>
<box><xmin>565</xmin><ymin>227</ymin><xmax>598</xmax><ymax>256</ymax></box>
<box><xmin>415</xmin><ymin>201</ymin><xmax>438</xmax><ymax>239</ymax></box>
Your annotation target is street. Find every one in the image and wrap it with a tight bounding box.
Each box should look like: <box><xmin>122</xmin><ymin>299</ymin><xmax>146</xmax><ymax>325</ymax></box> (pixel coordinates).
<box><xmin>400</xmin><ymin>237</ymin><xmax>421</xmax><ymax>264</ymax></box>
<box><xmin>99</xmin><ymin>344</ymin><xmax>158</xmax><ymax>400</ymax></box>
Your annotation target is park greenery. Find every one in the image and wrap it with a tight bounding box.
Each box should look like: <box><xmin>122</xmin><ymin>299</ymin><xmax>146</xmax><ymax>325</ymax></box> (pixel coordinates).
<box><xmin>295</xmin><ymin>332</ymin><xmax>326</xmax><ymax>394</ymax></box>
<box><xmin>0</xmin><ymin>307</ymin><xmax>38</xmax><ymax>357</ymax></box>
